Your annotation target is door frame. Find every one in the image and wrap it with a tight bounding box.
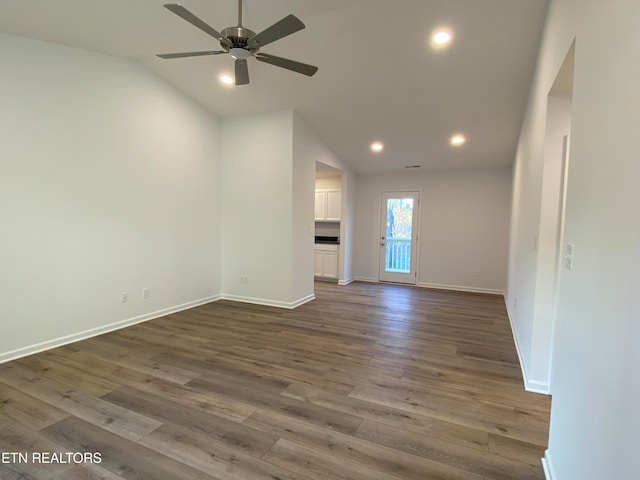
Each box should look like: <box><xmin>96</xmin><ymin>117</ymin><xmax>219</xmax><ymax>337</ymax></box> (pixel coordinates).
<box><xmin>548</xmin><ymin>134</ymin><xmax>571</xmax><ymax>393</ymax></box>
<box><xmin>378</xmin><ymin>191</ymin><xmax>421</xmax><ymax>284</ymax></box>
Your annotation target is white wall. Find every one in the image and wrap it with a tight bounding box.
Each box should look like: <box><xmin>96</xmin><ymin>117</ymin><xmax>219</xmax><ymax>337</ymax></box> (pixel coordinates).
<box><xmin>0</xmin><ymin>33</ymin><xmax>221</xmax><ymax>361</ymax></box>
<box><xmin>509</xmin><ymin>0</ymin><xmax>640</xmax><ymax>477</ymax></box>
<box><xmin>315</xmin><ymin>175</ymin><xmax>341</xmax><ymax>190</ymax></box>
<box><xmin>0</xmin><ymin>36</ymin><xmax>353</xmax><ymax>361</ymax></box>
<box><xmin>340</xmin><ymin>171</ymin><xmax>357</xmax><ymax>285</ymax></box>
<box><xmin>219</xmin><ymin>111</ymin><xmax>302</xmax><ymax>307</ymax></box>
<box><xmin>354</xmin><ymin>169</ymin><xmax>512</xmax><ymax>293</ymax></box>
<box><xmin>292</xmin><ymin>115</ymin><xmax>318</xmax><ymax>303</ymax></box>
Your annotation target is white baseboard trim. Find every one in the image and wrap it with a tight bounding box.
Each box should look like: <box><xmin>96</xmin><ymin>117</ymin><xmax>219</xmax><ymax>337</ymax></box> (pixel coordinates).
<box><xmin>504</xmin><ymin>296</ymin><xmax>551</xmax><ymax>395</ymax></box>
<box><xmin>0</xmin><ymin>295</ymin><xmax>221</xmax><ymax>364</ymax></box>
<box><xmin>542</xmin><ymin>449</ymin><xmax>557</xmax><ymax>480</ymax></box>
<box><xmin>353</xmin><ymin>276</ymin><xmax>378</xmax><ymax>283</ymax></box>
<box><xmin>338</xmin><ymin>277</ymin><xmax>355</xmax><ymax>286</ymax></box>
<box><xmin>526</xmin><ymin>379</ymin><xmax>551</xmax><ymax>395</ymax></box>
<box><xmin>418</xmin><ymin>282</ymin><xmax>505</xmax><ymax>295</ymax></box>
<box><xmin>290</xmin><ymin>293</ymin><xmax>316</xmax><ymax>308</ymax></box>
<box><xmin>352</xmin><ymin>277</ymin><xmax>506</xmax><ymax>296</ymax></box>
<box><xmin>221</xmin><ymin>293</ymin><xmax>315</xmax><ymax>310</ymax></box>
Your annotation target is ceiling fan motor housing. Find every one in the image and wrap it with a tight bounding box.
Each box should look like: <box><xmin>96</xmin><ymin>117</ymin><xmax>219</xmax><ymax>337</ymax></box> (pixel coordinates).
<box><xmin>221</xmin><ymin>26</ymin><xmax>258</xmax><ymax>59</ymax></box>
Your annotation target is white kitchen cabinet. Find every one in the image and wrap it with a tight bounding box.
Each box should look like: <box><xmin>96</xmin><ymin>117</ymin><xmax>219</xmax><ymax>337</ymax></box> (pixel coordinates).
<box><xmin>315</xmin><ymin>190</ymin><xmax>341</xmax><ymax>221</ymax></box>
<box><xmin>314</xmin><ymin>244</ymin><xmax>338</xmax><ymax>279</ymax></box>
<box><xmin>314</xmin><ymin>192</ymin><xmax>325</xmax><ymax>220</ymax></box>
<box><xmin>314</xmin><ymin>251</ymin><xmax>324</xmax><ymax>277</ymax></box>
<box><xmin>326</xmin><ymin>191</ymin><xmax>341</xmax><ymax>221</ymax></box>
<box><xmin>321</xmin><ymin>251</ymin><xmax>338</xmax><ymax>278</ymax></box>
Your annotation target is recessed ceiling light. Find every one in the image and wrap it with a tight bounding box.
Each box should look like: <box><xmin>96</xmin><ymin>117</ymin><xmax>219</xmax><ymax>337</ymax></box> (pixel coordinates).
<box><xmin>219</xmin><ymin>74</ymin><xmax>234</xmax><ymax>85</ymax></box>
<box><xmin>450</xmin><ymin>134</ymin><xmax>466</xmax><ymax>146</ymax></box>
<box><xmin>431</xmin><ymin>28</ymin><xmax>453</xmax><ymax>49</ymax></box>
<box><xmin>433</xmin><ymin>31</ymin><xmax>451</xmax><ymax>45</ymax></box>
<box><xmin>370</xmin><ymin>142</ymin><xmax>384</xmax><ymax>153</ymax></box>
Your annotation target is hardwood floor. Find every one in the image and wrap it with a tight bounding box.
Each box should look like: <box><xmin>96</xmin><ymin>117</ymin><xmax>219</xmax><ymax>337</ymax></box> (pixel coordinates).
<box><xmin>0</xmin><ymin>281</ymin><xmax>550</xmax><ymax>479</ymax></box>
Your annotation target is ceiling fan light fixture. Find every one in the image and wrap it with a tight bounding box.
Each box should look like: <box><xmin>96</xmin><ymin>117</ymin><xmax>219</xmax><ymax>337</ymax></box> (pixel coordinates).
<box><xmin>219</xmin><ymin>74</ymin><xmax>234</xmax><ymax>85</ymax></box>
<box><xmin>158</xmin><ymin>2</ymin><xmax>318</xmax><ymax>85</ymax></box>
<box><xmin>229</xmin><ymin>47</ymin><xmax>251</xmax><ymax>60</ymax></box>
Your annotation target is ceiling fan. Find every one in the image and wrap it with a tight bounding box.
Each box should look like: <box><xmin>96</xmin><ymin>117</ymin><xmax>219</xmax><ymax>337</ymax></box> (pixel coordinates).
<box><xmin>157</xmin><ymin>1</ymin><xmax>318</xmax><ymax>85</ymax></box>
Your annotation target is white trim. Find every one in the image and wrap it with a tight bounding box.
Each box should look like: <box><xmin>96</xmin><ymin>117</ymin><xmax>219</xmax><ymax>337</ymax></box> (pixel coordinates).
<box><xmin>542</xmin><ymin>449</ymin><xmax>557</xmax><ymax>480</ymax></box>
<box><xmin>505</xmin><ymin>296</ymin><xmax>530</xmax><ymax>391</ymax></box>
<box><xmin>338</xmin><ymin>277</ymin><xmax>355</xmax><ymax>286</ymax></box>
<box><xmin>0</xmin><ymin>295</ymin><xmax>221</xmax><ymax>364</ymax></box>
<box><xmin>353</xmin><ymin>276</ymin><xmax>378</xmax><ymax>283</ymax></box>
<box><xmin>352</xmin><ymin>278</ymin><xmax>506</xmax><ymax>296</ymax></box>
<box><xmin>418</xmin><ymin>282</ymin><xmax>505</xmax><ymax>296</ymax></box>
<box><xmin>290</xmin><ymin>294</ymin><xmax>316</xmax><ymax>308</ymax></box>
<box><xmin>505</xmin><ymin>295</ymin><xmax>551</xmax><ymax>395</ymax></box>
<box><xmin>221</xmin><ymin>293</ymin><xmax>315</xmax><ymax>310</ymax></box>
<box><xmin>526</xmin><ymin>380</ymin><xmax>551</xmax><ymax>395</ymax></box>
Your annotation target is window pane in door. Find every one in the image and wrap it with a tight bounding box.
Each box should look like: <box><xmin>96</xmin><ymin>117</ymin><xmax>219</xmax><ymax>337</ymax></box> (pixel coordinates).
<box><xmin>385</xmin><ymin>198</ymin><xmax>414</xmax><ymax>273</ymax></box>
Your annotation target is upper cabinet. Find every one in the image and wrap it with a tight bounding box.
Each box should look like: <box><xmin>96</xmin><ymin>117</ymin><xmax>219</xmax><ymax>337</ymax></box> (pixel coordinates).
<box><xmin>326</xmin><ymin>191</ymin><xmax>341</xmax><ymax>220</ymax></box>
<box><xmin>314</xmin><ymin>192</ymin><xmax>326</xmax><ymax>220</ymax></box>
<box><xmin>315</xmin><ymin>189</ymin><xmax>341</xmax><ymax>221</ymax></box>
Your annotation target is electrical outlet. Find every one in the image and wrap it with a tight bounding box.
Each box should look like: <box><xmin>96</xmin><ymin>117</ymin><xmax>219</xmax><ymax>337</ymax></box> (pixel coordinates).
<box><xmin>121</xmin><ymin>292</ymin><xmax>128</xmax><ymax>304</ymax></box>
<box><xmin>240</xmin><ymin>275</ymin><xmax>249</xmax><ymax>285</ymax></box>
<box><xmin>142</xmin><ymin>288</ymin><xmax>150</xmax><ymax>299</ymax></box>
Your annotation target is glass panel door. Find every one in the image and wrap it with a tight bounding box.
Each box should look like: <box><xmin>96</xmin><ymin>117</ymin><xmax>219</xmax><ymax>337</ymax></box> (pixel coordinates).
<box><xmin>378</xmin><ymin>192</ymin><xmax>420</xmax><ymax>284</ymax></box>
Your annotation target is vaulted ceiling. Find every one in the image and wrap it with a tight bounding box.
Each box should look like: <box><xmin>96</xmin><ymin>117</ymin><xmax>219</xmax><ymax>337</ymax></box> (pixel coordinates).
<box><xmin>0</xmin><ymin>0</ymin><xmax>548</xmax><ymax>174</ymax></box>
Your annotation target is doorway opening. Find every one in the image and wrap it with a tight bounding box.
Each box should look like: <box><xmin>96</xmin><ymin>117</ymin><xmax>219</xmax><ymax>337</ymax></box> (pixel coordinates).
<box><xmin>537</xmin><ymin>41</ymin><xmax>575</xmax><ymax>393</ymax></box>
<box><xmin>314</xmin><ymin>162</ymin><xmax>343</xmax><ymax>284</ymax></box>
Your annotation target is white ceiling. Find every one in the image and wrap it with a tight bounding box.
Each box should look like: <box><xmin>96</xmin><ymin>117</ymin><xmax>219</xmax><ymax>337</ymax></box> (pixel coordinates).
<box><xmin>0</xmin><ymin>0</ymin><xmax>548</xmax><ymax>174</ymax></box>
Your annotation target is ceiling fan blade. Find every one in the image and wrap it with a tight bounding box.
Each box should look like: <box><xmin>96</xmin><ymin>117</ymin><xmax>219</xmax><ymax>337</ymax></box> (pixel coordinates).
<box><xmin>164</xmin><ymin>4</ymin><xmax>231</xmax><ymax>47</ymax></box>
<box><xmin>247</xmin><ymin>14</ymin><xmax>305</xmax><ymax>48</ymax></box>
<box><xmin>157</xmin><ymin>50</ymin><xmax>226</xmax><ymax>59</ymax></box>
<box><xmin>235</xmin><ymin>59</ymin><xmax>250</xmax><ymax>85</ymax></box>
<box><xmin>255</xmin><ymin>53</ymin><xmax>318</xmax><ymax>77</ymax></box>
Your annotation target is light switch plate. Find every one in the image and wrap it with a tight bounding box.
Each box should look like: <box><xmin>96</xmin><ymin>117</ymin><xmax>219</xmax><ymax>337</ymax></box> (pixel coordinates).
<box><xmin>565</xmin><ymin>243</ymin><xmax>574</xmax><ymax>270</ymax></box>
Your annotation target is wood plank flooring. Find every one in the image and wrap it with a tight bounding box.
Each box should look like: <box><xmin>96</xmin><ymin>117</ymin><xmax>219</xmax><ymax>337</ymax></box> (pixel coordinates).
<box><xmin>0</xmin><ymin>281</ymin><xmax>550</xmax><ymax>479</ymax></box>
